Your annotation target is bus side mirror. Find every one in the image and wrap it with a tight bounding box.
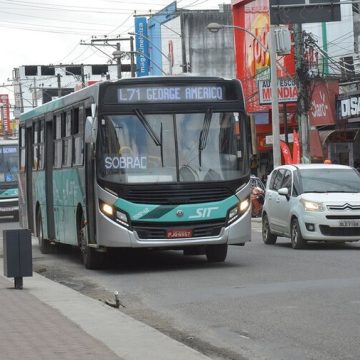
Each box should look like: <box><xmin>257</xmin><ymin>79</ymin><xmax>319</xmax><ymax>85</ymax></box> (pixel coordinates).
<box><xmin>85</xmin><ymin>116</ymin><xmax>97</xmax><ymax>144</ymax></box>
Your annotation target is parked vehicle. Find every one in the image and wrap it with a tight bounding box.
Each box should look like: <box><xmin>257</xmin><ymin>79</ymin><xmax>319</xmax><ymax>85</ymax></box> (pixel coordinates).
<box><xmin>262</xmin><ymin>164</ymin><xmax>360</xmax><ymax>249</ymax></box>
<box><xmin>0</xmin><ymin>137</ymin><xmax>19</xmax><ymax>221</ymax></box>
<box><xmin>250</xmin><ymin>175</ymin><xmax>265</xmax><ymax>217</ymax></box>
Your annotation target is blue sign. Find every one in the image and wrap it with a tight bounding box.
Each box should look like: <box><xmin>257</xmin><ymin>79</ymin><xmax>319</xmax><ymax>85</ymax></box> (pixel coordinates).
<box><xmin>134</xmin><ymin>17</ymin><xmax>149</xmax><ymax>77</ymax></box>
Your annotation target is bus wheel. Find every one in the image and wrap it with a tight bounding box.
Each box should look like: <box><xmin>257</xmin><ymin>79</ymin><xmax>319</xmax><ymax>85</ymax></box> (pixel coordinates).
<box><xmin>78</xmin><ymin>215</ymin><xmax>104</xmax><ymax>270</ymax></box>
<box><xmin>36</xmin><ymin>210</ymin><xmax>52</xmax><ymax>254</ymax></box>
<box><xmin>205</xmin><ymin>244</ymin><xmax>228</xmax><ymax>262</ymax></box>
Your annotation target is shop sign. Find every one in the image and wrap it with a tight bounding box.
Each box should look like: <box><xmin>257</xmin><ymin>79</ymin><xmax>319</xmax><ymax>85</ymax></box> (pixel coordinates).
<box><xmin>309</xmin><ymin>79</ymin><xmax>338</xmax><ymax>126</ymax></box>
<box><xmin>258</xmin><ymin>79</ymin><xmax>298</xmax><ymax>105</ymax></box>
<box><xmin>338</xmin><ymin>95</ymin><xmax>360</xmax><ymax>122</ymax></box>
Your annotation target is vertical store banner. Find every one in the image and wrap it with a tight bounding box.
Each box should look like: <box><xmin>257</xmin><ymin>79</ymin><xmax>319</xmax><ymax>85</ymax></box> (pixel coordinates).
<box><xmin>0</xmin><ymin>94</ymin><xmax>10</xmax><ymax>135</ymax></box>
<box><xmin>134</xmin><ymin>17</ymin><xmax>149</xmax><ymax>77</ymax></box>
<box><xmin>232</xmin><ymin>0</ymin><xmax>295</xmax><ymax>113</ymax></box>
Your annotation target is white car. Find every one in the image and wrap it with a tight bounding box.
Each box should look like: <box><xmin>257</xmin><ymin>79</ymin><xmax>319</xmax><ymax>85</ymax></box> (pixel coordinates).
<box><xmin>262</xmin><ymin>164</ymin><xmax>360</xmax><ymax>249</ymax></box>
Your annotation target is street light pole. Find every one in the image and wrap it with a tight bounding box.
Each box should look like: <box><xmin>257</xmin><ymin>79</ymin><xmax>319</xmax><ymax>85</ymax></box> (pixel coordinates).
<box><xmin>207</xmin><ymin>23</ymin><xmax>282</xmax><ymax>168</ymax></box>
<box><xmin>128</xmin><ymin>31</ymin><xmax>173</xmax><ymax>75</ymax></box>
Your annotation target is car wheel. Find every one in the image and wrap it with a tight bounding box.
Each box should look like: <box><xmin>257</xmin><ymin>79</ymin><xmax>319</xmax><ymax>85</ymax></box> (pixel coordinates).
<box><xmin>205</xmin><ymin>244</ymin><xmax>228</xmax><ymax>262</ymax></box>
<box><xmin>291</xmin><ymin>218</ymin><xmax>306</xmax><ymax>249</ymax></box>
<box><xmin>262</xmin><ymin>214</ymin><xmax>277</xmax><ymax>244</ymax></box>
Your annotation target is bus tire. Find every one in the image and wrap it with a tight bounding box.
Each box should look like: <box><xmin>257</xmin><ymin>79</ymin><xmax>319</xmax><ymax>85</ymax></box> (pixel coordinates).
<box><xmin>36</xmin><ymin>210</ymin><xmax>52</xmax><ymax>254</ymax></box>
<box><xmin>205</xmin><ymin>244</ymin><xmax>228</xmax><ymax>262</ymax></box>
<box><xmin>78</xmin><ymin>213</ymin><xmax>104</xmax><ymax>270</ymax></box>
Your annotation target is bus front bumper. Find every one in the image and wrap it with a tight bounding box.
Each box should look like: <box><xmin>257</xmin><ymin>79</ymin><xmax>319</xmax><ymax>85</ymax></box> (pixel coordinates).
<box><xmin>96</xmin><ymin>207</ymin><xmax>251</xmax><ymax>248</ymax></box>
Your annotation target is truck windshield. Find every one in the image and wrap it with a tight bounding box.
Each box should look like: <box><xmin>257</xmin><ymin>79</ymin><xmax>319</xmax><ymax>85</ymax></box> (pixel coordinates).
<box><xmin>97</xmin><ymin>112</ymin><xmax>247</xmax><ymax>184</ymax></box>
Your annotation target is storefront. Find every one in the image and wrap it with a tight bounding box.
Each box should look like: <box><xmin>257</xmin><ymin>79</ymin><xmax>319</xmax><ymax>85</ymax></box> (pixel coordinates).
<box><xmin>232</xmin><ymin>0</ymin><xmax>296</xmax><ymax>176</ymax></box>
<box><xmin>334</xmin><ymin>90</ymin><xmax>360</xmax><ymax>167</ymax></box>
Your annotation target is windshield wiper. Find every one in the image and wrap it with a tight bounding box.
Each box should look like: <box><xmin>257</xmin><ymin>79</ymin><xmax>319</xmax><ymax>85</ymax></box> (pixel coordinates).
<box><xmin>134</xmin><ymin>109</ymin><xmax>161</xmax><ymax>146</ymax></box>
<box><xmin>134</xmin><ymin>109</ymin><xmax>164</xmax><ymax>166</ymax></box>
<box><xmin>198</xmin><ymin>108</ymin><xmax>213</xmax><ymax>167</ymax></box>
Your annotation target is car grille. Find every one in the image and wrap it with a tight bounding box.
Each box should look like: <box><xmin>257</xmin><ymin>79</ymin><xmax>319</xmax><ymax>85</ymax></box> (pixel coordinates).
<box><xmin>319</xmin><ymin>225</ymin><xmax>360</xmax><ymax>236</ymax></box>
<box><xmin>133</xmin><ymin>221</ymin><xmax>225</xmax><ymax>239</ymax></box>
<box><xmin>327</xmin><ymin>204</ymin><xmax>360</xmax><ymax>211</ymax></box>
<box><xmin>326</xmin><ymin>215</ymin><xmax>360</xmax><ymax>220</ymax></box>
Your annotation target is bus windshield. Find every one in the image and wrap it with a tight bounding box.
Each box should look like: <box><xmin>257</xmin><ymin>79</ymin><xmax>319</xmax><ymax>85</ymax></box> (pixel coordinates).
<box><xmin>0</xmin><ymin>144</ymin><xmax>18</xmax><ymax>185</ymax></box>
<box><xmin>97</xmin><ymin>111</ymin><xmax>247</xmax><ymax>184</ymax></box>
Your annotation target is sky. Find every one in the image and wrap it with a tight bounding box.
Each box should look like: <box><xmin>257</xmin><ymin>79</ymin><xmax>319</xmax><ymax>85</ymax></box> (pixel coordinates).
<box><xmin>0</xmin><ymin>0</ymin><xmax>230</xmax><ymax>106</ymax></box>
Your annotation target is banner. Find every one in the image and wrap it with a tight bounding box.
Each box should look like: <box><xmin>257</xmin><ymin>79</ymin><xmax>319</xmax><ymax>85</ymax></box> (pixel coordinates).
<box><xmin>0</xmin><ymin>94</ymin><xmax>10</xmax><ymax>135</ymax></box>
<box><xmin>292</xmin><ymin>130</ymin><xmax>301</xmax><ymax>164</ymax></box>
<box><xmin>134</xmin><ymin>17</ymin><xmax>149</xmax><ymax>77</ymax></box>
<box><xmin>280</xmin><ymin>140</ymin><xmax>293</xmax><ymax>165</ymax></box>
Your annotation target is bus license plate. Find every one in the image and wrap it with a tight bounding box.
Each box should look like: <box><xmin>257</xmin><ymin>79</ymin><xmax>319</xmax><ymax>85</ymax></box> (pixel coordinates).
<box><xmin>338</xmin><ymin>220</ymin><xmax>360</xmax><ymax>227</ymax></box>
<box><xmin>167</xmin><ymin>229</ymin><xmax>192</xmax><ymax>238</ymax></box>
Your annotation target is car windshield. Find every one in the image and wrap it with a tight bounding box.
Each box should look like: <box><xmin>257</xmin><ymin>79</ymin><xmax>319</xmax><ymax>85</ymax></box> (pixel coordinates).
<box><xmin>97</xmin><ymin>111</ymin><xmax>247</xmax><ymax>184</ymax></box>
<box><xmin>299</xmin><ymin>168</ymin><xmax>360</xmax><ymax>193</ymax></box>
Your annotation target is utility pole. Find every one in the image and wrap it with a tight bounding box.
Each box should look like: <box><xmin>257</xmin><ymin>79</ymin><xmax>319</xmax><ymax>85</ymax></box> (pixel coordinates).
<box><xmin>32</xmin><ymin>77</ymin><xmax>38</xmax><ymax>107</ymax></box>
<box><xmin>129</xmin><ymin>36</ymin><xmax>136</xmax><ymax>78</ymax></box>
<box><xmin>57</xmin><ymin>74</ymin><xmax>62</xmax><ymax>97</ymax></box>
<box><xmin>113</xmin><ymin>43</ymin><xmax>122</xmax><ymax>79</ymax></box>
<box><xmin>294</xmin><ymin>24</ymin><xmax>310</xmax><ymax>163</ymax></box>
<box><xmin>80</xmin><ymin>37</ymin><xmax>133</xmax><ymax>79</ymax></box>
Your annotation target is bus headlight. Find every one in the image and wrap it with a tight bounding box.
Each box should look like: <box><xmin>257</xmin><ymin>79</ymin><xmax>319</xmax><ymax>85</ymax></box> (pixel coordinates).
<box><xmin>99</xmin><ymin>201</ymin><xmax>129</xmax><ymax>227</ymax></box>
<box><xmin>101</xmin><ymin>203</ymin><xmax>114</xmax><ymax>216</ymax></box>
<box><xmin>228</xmin><ymin>197</ymin><xmax>250</xmax><ymax>224</ymax></box>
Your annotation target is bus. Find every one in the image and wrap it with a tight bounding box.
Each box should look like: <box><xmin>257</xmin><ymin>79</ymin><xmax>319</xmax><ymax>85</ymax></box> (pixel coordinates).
<box><xmin>0</xmin><ymin>137</ymin><xmax>19</xmax><ymax>221</ymax></box>
<box><xmin>18</xmin><ymin>76</ymin><xmax>252</xmax><ymax>269</ymax></box>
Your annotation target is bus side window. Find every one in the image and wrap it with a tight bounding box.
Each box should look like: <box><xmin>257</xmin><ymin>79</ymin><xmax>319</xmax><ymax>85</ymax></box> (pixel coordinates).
<box><xmin>54</xmin><ymin>114</ymin><xmax>62</xmax><ymax>168</ymax></box>
<box><xmin>32</xmin><ymin>121</ymin><xmax>39</xmax><ymax>170</ymax></box>
<box><xmin>20</xmin><ymin>126</ymin><xmax>26</xmax><ymax>172</ymax></box>
<box><xmin>73</xmin><ymin>107</ymin><xmax>84</xmax><ymax>166</ymax></box>
<box><xmin>38</xmin><ymin>120</ymin><xmax>45</xmax><ymax>170</ymax></box>
<box><xmin>62</xmin><ymin>110</ymin><xmax>72</xmax><ymax>167</ymax></box>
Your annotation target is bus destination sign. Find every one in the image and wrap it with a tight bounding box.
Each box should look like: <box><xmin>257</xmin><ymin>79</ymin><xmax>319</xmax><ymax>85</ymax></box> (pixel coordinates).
<box><xmin>117</xmin><ymin>85</ymin><xmax>225</xmax><ymax>103</ymax></box>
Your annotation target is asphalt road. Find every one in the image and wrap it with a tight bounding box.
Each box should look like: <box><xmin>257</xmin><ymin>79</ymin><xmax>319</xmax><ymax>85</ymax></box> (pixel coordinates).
<box><xmin>1</xmin><ymin>218</ymin><xmax>360</xmax><ymax>360</ymax></box>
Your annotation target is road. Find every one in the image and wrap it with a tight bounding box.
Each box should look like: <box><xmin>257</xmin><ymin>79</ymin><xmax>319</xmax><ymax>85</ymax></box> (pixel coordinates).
<box><xmin>1</xmin><ymin>218</ymin><xmax>360</xmax><ymax>360</ymax></box>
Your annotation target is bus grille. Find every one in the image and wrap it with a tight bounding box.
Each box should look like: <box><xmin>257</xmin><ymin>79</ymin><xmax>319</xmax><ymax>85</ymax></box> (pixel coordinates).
<box><xmin>133</xmin><ymin>221</ymin><xmax>225</xmax><ymax>239</ymax></box>
<box><xmin>123</xmin><ymin>187</ymin><xmax>233</xmax><ymax>205</ymax></box>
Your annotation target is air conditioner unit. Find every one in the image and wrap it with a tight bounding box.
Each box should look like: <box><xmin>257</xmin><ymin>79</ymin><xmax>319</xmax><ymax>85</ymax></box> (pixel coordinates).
<box><xmin>340</xmin><ymin>54</ymin><xmax>360</xmax><ymax>77</ymax></box>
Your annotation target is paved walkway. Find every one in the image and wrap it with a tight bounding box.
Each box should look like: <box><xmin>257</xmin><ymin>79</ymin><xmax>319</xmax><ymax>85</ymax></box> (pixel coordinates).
<box><xmin>0</xmin><ymin>258</ymin><xmax>211</xmax><ymax>360</ymax></box>
<box><xmin>0</xmin><ymin>274</ymin><xmax>122</xmax><ymax>360</ymax></box>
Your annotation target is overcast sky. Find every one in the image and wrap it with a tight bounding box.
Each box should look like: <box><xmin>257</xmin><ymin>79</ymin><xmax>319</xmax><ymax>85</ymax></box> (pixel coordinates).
<box><xmin>0</xmin><ymin>0</ymin><xmax>229</xmax><ymax>106</ymax></box>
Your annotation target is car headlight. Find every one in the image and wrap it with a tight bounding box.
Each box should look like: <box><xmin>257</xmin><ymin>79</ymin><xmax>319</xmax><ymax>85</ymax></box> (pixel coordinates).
<box><xmin>300</xmin><ymin>198</ymin><xmax>324</xmax><ymax>212</ymax></box>
<box><xmin>228</xmin><ymin>197</ymin><xmax>250</xmax><ymax>223</ymax></box>
<box><xmin>99</xmin><ymin>200</ymin><xmax>130</xmax><ymax>227</ymax></box>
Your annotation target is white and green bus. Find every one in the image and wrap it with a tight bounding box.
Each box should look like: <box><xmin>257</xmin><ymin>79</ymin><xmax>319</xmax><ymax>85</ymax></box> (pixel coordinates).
<box><xmin>0</xmin><ymin>137</ymin><xmax>19</xmax><ymax>221</ymax></box>
<box><xmin>18</xmin><ymin>76</ymin><xmax>252</xmax><ymax>269</ymax></box>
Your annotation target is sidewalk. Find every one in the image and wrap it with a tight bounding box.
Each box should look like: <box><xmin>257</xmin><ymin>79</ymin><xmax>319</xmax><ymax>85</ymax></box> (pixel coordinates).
<box><xmin>0</xmin><ymin>258</ymin><xmax>211</xmax><ymax>360</ymax></box>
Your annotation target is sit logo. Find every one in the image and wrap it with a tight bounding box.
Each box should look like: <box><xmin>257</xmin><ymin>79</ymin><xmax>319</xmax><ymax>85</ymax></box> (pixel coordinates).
<box><xmin>189</xmin><ymin>207</ymin><xmax>219</xmax><ymax>219</ymax></box>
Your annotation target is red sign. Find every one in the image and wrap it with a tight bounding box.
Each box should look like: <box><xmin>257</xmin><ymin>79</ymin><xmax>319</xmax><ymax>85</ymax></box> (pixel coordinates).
<box><xmin>166</xmin><ymin>229</ymin><xmax>192</xmax><ymax>239</ymax></box>
<box><xmin>308</xmin><ymin>79</ymin><xmax>338</xmax><ymax>126</ymax></box>
<box><xmin>232</xmin><ymin>0</ymin><xmax>296</xmax><ymax>113</ymax></box>
<box><xmin>258</xmin><ymin>79</ymin><xmax>298</xmax><ymax>104</ymax></box>
<box><xmin>0</xmin><ymin>94</ymin><xmax>10</xmax><ymax>135</ymax></box>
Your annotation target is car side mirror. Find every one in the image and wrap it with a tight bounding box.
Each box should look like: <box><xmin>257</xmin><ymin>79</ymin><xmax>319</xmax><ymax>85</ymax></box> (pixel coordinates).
<box><xmin>278</xmin><ymin>187</ymin><xmax>289</xmax><ymax>197</ymax></box>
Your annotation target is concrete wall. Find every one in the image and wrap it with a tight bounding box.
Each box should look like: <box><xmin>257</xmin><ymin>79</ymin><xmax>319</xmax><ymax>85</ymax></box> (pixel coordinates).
<box><xmin>181</xmin><ymin>6</ymin><xmax>235</xmax><ymax>79</ymax></box>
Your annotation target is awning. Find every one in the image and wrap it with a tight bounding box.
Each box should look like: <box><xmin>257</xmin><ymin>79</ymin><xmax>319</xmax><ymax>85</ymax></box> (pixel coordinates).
<box><xmin>319</xmin><ymin>129</ymin><xmax>359</xmax><ymax>144</ymax></box>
